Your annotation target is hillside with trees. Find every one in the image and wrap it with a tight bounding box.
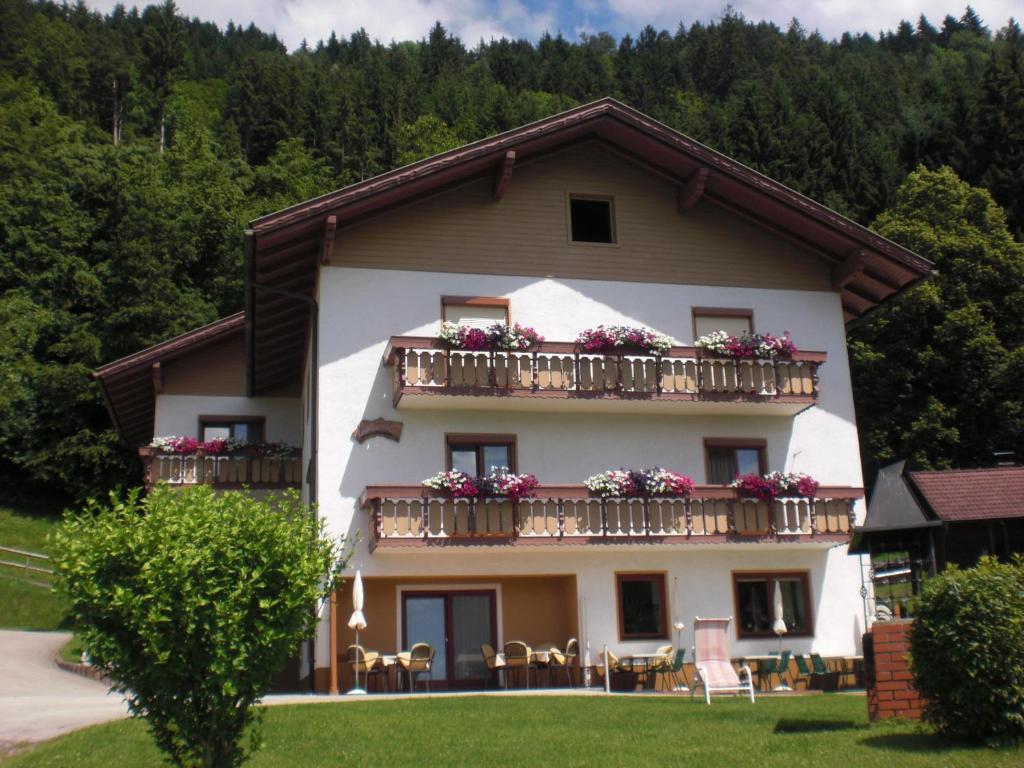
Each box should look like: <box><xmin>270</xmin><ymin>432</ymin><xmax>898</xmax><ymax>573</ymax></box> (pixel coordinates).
<box><xmin>0</xmin><ymin>0</ymin><xmax>1021</xmax><ymax>502</ymax></box>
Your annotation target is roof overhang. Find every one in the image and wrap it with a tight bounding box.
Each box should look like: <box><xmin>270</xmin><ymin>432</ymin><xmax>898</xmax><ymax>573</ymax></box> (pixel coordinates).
<box><xmin>244</xmin><ymin>98</ymin><xmax>931</xmax><ymax>394</ymax></box>
<box><xmin>94</xmin><ymin>313</ymin><xmax>245</xmax><ymax>447</ymax></box>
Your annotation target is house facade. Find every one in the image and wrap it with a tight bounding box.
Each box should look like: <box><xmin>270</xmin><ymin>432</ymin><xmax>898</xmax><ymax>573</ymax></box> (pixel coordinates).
<box><xmin>95</xmin><ymin>99</ymin><xmax>931</xmax><ymax>692</ymax></box>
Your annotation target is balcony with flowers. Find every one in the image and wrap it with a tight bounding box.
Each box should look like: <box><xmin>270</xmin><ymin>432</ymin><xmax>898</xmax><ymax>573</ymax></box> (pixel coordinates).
<box><xmin>382</xmin><ymin>323</ymin><xmax>825</xmax><ymax>415</ymax></box>
<box><xmin>140</xmin><ymin>436</ymin><xmax>302</xmax><ymax>489</ymax></box>
<box><xmin>360</xmin><ymin>467</ymin><xmax>860</xmax><ymax>551</ymax></box>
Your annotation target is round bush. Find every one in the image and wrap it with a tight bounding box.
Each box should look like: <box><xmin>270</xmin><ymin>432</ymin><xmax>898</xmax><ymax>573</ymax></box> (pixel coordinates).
<box><xmin>910</xmin><ymin>556</ymin><xmax>1024</xmax><ymax>744</ymax></box>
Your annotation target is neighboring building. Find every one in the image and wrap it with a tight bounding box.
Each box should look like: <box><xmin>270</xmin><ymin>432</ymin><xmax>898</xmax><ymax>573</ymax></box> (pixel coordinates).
<box><xmin>95</xmin><ymin>99</ymin><xmax>932</xmax><ymax>692</ymax></box>
<box><xmin>852</xmin><ymin>461</ymin><xmax>1024</xmax><ymax>574</ymax></box>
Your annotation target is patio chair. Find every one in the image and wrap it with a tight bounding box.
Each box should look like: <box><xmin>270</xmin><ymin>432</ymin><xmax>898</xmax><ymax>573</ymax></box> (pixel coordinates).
<box><xmin>809</xmin><ymin>653</ymin><xmax>840</xmax><ymax>691</ymax></box>
<box><xmin>757</xmin><ymin>650</ymin><xmax>791</xmax><ymax>691</ymax></box>
<box><xmin>649</xmin><ymin>644</ymin><xmax>674</xmax><ymax>689</ymax></box>
<box><xmin>655</xmin><ymin>647</ymin><xmax>688</xmax><ymax>691</ymax></box>
<box><xmin>480</xmin><ymin>643</ymin><xmax>506</xmax><ymax>689</ymax></box>
<box><xmin>690</xmin><ymin>617</ymin><xmax>755</xmax><ymax>704</ymax></box>
<box><xmin>503</xmin><ymin>641</ymin><xmax>535</xmax><ymax>689</ymax></box>
<box><xmin>397</xmin><ymin>642</ymin><xmax>435</xmax><ymax>692</ymax></box>
<box><xmin>346</xmin><ymin>644</ymin><xmax>385</xmax><ymax>692</ymax></box>
<box><xmin>793</xmin><ymin>654</ymin><xmax>812</xmax><ymax>690</ymax></box>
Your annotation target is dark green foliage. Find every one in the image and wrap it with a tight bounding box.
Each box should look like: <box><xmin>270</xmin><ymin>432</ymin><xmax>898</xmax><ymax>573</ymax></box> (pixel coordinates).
<box><xmin>909</xmin><ymin>557</ymin><xmax>1024</xmax><ymax>744</ymax></box>
<box><xmin>849</xmin><ymin>167</ymin><xmax>1024</xmax><ymax>478</ymax></box>
<box><xmin>0</xmin><ymin>0</ymin><xmax>1022</xmax><ymax>501</ymax></box>
<box><xmin>52</xmin><ymin>486</ymin><xmax>346</xmax><ymax>767</ymax></box>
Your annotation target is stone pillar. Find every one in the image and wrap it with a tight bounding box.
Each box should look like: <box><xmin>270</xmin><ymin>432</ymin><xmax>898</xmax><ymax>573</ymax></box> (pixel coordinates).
<box><xmin>864</xmin><ymin>619</ymin><xmax>923</xmax><ymax>720</ymax></box>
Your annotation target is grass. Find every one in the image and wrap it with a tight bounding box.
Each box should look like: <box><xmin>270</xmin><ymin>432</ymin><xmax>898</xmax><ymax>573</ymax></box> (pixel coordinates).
<box><xmin>4</xmin><ymin>695</ymin><xmax>1022</xmax><ymax>767</ymax></box>
<box><xmin>0</xmin><ymin>506</ymin><xmax>69</xmax><ymax>631</ymax></box>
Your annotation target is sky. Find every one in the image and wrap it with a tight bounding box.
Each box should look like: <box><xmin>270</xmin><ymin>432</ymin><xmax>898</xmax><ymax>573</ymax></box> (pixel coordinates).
<box><xmin>84</xmin><ymin>0</ymin><xmax>1020</xmax><ymax>51</ymax></box>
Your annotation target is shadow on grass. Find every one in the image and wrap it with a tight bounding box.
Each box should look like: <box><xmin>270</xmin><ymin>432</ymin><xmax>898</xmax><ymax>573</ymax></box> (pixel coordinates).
<box><xmin>860</xmin><ymin>732</ymin><xmax>996</xmax><ymax>753</ymax></box>
<box><xmin>774</xmin><ymin>719</ymin><xmax>864</xmax><ymax>734</ymax></box>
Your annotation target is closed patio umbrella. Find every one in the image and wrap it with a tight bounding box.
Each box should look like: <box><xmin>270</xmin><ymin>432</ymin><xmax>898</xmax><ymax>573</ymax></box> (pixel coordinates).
<box><xmin>772</xmin><ymin>580</ymin><xmax>790</xmax><ymax>691</ymax></box>
<box><xmin>347</xmin><ymin>570</ymin><xmax>367</xmax><ymax>695</ymax></box>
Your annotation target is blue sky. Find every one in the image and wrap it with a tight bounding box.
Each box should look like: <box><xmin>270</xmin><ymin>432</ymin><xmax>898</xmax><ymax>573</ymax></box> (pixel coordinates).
<box><xmin>85</xmin><ymin>1</ymin><xmax>1019</xmax><ymax>51</ymax></box>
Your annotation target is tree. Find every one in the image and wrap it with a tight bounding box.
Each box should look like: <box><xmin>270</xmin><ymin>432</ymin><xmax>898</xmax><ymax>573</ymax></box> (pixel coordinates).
<box><xmin>141</xmin><ymin>0</ymin><xmax>185</xmax><ymax>151</ymax></box>
<box><xmin>849</xmin><ymin>166</ymin><xmax>1024</xmax><ymax>480</ymax></box>
<box><xmin>53</xmin><ymin>486</ymin><xmax>346</xmax><ymax>768</ymax></box>
<box><xmin>394</xmin><ymin>113</ymin><xmax>461</xmax><ymax>166</ymax></box>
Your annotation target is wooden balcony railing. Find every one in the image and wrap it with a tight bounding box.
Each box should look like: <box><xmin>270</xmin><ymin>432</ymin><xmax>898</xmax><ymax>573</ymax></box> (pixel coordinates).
<box><xmin>383</xmin><ymin>338</ymin><xmax>825</xmax><ymax>409</ymax></box>
<box><xmin>360</xmin><ymin>484</ymin><xmax>860</xmax><ymax>549</ymax></box>
<box><xmin>140</xmin><ymin>447</ymin><xmax>303</xmax><ymax>489</ymax></box>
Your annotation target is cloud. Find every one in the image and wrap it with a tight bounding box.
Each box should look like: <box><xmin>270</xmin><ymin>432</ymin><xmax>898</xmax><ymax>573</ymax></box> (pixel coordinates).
<box><xmin>83</xmin><ymin>0</ymin><xmax>1022</xmax><ymax>50</ymax></box>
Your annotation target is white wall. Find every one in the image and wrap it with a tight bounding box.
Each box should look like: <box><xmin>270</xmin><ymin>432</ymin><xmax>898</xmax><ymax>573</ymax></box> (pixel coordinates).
<box><xmin>313</xmin><ymin>267</ymin><xmax>868</xmax><ymax>664</ymax></box>
<box><xmin>154</xmin><ymin>395</ymin><xmax>303</xmax><ymax>446</ymax></box>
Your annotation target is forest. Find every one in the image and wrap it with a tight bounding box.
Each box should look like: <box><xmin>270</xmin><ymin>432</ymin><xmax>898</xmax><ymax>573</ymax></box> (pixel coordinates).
<box><xmin>0</xmin><ymin>0</ymin><xmax>1021</xmax><ymax>503</ymax></box>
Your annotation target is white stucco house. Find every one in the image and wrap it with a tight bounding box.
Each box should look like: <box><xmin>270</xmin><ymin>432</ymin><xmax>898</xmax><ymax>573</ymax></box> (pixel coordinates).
<box><xmin>95</xmin><ymin>99</ymin><xmax>932</xmax><ymax>693</ymax></box>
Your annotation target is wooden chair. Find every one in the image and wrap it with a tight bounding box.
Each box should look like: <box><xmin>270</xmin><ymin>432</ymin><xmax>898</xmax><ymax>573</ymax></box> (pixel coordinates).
<box><xmin>503</xmin><ymin>641</ymin><xmax>535</xmax><ymax>688</ymax></box>
<box><xmin>480</xmin><ymin>643</ymin><xmax>506</xmax><ymax>688</ymax></box>
<box><xmin>397</xmin><ymin>642</ymin><xmax>435</xmax><ymax>692</ymax></box>
<box><xmin>346</xmin><ymin>644</ymin><xmax>385</xmax><ymax>692</ymax></box>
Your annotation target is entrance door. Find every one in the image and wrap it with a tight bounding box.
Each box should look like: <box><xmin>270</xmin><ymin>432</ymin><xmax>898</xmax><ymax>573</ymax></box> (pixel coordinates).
<box><xmin>402</xmin><ymin>590</ymin><xmax>496</xmax><ymax>689</ymax></box>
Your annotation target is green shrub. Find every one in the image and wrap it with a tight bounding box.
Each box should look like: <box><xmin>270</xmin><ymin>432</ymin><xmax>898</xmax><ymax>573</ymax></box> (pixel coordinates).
<box><xmin>52</xmin><ymin>486</ymin><xmax>346</xmax><ymax>768</ymax></box>
<box><xmin>910</xmin><ymin>556</ymin><xmax>1024</xmax><ymax>744</ymax></box>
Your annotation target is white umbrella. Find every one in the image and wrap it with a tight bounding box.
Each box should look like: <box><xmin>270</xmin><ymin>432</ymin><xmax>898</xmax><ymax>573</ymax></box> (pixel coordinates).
<box><xmin>347</xmin><ymin>570</ymin><xmax>367</xmax><ymax>695</ymax></box>
<box><xmin>772</xmin><ymin>581</ymin><xmax>791</xmax><ymax>691</ymax></box>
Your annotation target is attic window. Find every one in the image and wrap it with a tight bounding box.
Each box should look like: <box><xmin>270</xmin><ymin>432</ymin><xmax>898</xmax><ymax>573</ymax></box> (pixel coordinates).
<box><xmin>570</xmin><ymin>196</ymin><xmax>615</xmax><ymax>244</ymax></box>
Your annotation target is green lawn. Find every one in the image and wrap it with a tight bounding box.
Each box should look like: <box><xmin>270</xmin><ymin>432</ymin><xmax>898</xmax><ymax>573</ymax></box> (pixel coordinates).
<box><xmin>0</xmin><ymin>507</ymin><xmax>68</xmax><ymax>631</ymax></box>
<box><xmin>4</xmin><ymin>695</ymin><xmax>1021</xmax><ymax>768</ymax></box>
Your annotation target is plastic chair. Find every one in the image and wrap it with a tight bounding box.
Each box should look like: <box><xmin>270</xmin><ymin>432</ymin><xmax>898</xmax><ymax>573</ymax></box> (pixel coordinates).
<box><xmin>757</xmin><ymin>650</ymin><xmax>791</xmax><ymax>690</ymax></box>
<box><xmin>397</xmin><ymin>642</ymin><xmax>434</xmax><ymax>692</ymax></box>
<box><xmin>658</xmin><ymin>647</ymin><xmax>688</xmax><ymax>691</ymax></box>
<box><xmin>690</xmin><ymin>617</ymin><xmax>755</xmax><ymax>704</ymax></box>
<box><xmin>793</xmin><ymin>654</ymin><xmax>812</xmax><ymax>689</ymax></box>
<box><xmin>810</xmin><ymin>653</ymin><xmax>840</xmax><ymax>691</ymax></box>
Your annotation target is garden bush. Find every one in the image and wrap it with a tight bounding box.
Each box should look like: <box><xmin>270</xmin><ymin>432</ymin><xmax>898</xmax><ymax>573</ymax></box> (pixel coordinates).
<box><xmin>910</xmin><ymin>556</ymin><xmax>1024</xmax><ymax>744</ymax></box>
<box><xmin>52</xmin><ymin>486</ymin><xmax>346</xmax><ymax>768</ymax></box>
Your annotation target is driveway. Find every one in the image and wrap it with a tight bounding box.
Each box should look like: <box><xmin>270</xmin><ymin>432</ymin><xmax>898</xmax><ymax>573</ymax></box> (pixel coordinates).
<box><xmin>0</xmin><ymin>630</ymin><xmax>127</xmax><ymax>753</ymax></box>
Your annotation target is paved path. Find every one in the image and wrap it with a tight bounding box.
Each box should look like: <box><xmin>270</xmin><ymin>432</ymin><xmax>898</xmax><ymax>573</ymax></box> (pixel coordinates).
<box><xmin>0</xmin><ymin>630</ymin><xmax>128</xmax><ymax>753</ymax></box>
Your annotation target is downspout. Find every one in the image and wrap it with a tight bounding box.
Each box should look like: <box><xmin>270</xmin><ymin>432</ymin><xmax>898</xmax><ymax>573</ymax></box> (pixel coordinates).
<box><xmin>245</xmin><ymin>229</ymin><xmax>320</xmax><ymax>690</ymax></box>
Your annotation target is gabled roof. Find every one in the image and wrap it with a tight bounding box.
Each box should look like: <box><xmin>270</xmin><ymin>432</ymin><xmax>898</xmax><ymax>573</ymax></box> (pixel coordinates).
<box><xmin>244</xmin><ymin>97</ymin><xmax>932</xmax><ymax>395</ymax></box>
<box><xmin>909</xmin><ymin>467</ymin><xmax>1024</xmax><ymax>522</ymax></box>
<box><xmin>95</xmin><ymin>313</ymin><xmax>244</xmax><ymax>447</ymax></box>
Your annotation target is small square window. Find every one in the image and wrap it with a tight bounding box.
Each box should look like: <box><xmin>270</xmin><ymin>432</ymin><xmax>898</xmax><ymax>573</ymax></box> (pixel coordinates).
<box><xmin>733</xmin><ymin>572</ymin><xmax>813</xmax><ymax>638</ymax></box>
<box><xmin>570</xmin><ymin>197</ymin><xmax>615</xmax><ymax>244</ymax></box>
<box><xmin>705</xmin><ymin>440</ymin><xmax>766</xmax><ymax>484</ymax></box>
<box><xmin>617</xmin><ymin>573</ymin><xmax>668</xmax><ymax>640</ymax></box>
<box><xmin>446</xmin><ymin>435</ymin><xmax>516</xmax><ymax>475</ymax></box>
<box><xmin>200</xmin><ymin>418</ymin><xmax>264</xmax><ymax>443</ymax></box>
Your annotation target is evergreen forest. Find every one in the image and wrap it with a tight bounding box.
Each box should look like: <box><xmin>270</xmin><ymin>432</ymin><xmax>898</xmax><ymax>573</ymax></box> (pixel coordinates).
<box><xmin>1</xmin><ymin>0</ymin><xmax>1022</xmax><ymax>503</ymax></box>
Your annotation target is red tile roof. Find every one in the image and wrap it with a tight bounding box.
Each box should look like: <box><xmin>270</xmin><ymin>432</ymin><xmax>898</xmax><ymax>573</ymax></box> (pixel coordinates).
<box><xmin>908</xmin><ymin>467</ymin><xmax>1024</xmax><ymax>521</ymax></box>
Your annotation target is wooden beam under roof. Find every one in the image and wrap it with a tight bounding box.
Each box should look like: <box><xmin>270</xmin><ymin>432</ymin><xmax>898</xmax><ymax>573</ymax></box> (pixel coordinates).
<box><xmin>831</xmin><ymin>249</ymin><xmax>868</xmax><ymax>290</ymax></box>
<box><xmin>320</xmin><ymin>215</ymin><xmax>337</xmax><ymax>265</ymax></box>
<box><xmin>677</xmin><ymin>167</ymin><xmax>708</xmax><ymax>212</ymax></box>
<box><xmin>493</xmin><ymin>151</ymin><xmax>516</xmax><ymax>201</ymax></box>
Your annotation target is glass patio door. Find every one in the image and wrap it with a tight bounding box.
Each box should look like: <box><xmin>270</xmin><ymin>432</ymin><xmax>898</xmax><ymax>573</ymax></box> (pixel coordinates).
<box><xmin>402</xmin><ymin>590</ymin><xmax>496</xmax><ymax>688</ymax></box>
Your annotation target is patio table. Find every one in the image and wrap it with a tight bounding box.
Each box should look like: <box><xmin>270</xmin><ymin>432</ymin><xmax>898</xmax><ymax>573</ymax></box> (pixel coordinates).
<box><xmin>379</xmin><ymin>655</ymin><xmax>398</xmax><ymax>691</ymax></box>
<box><xmin>737</xmin><ymin>654</ymin><xmax>784</xmax><ymax>691</ymax></box>
<box><xmin>622</xmin><ymin>653</ymin><xmax>665</xmax><ymax>690</ymax></box>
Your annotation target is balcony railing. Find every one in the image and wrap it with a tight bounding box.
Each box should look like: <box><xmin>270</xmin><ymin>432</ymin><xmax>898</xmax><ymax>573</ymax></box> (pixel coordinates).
<box><xmin>360</xmin><ymin>484</ymin><xmax>860</xmax><ymax>549</ymax></box>
<box><xmin>383</xmin><ymin>338</ymin><xmax>824</xmax><ymax>412</ymax></box>
<box><xmin>140</xmin><ymin>448</ymin><xmax>303</xmax><ymax>489</ymax></box>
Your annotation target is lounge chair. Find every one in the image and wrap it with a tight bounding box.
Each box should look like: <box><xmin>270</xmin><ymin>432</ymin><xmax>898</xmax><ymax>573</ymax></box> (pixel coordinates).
<box><xmin>690</xmin><ymin>617</ymin><xmax>755</xmax><ymax>704</ymax></box>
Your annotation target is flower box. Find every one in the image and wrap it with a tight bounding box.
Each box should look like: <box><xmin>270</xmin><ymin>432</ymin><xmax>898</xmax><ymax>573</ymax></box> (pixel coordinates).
<box><xmin>576</xmin><ymin>325</ymin><xmax>674</xmax><ymax>356</ymax></box>
<box><xmin>584</xmin><ymin>468</ymin><xmax>695</xmax><ymax>498</ymax></box>
<box><xmin>439</xmin><ymin>322</ymin><xmax>543</xmax><ymax>352</ymax></box>
<box><xmin>695</xmin><ymin>330</ymin><xmax>798</xmax><ymax>360</ymax></box>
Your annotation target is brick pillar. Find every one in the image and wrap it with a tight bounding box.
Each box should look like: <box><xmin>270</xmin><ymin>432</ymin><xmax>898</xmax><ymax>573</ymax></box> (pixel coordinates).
<box><xmin>864</xmin><ymin>619</ymin><xmax>923</xmax><ymax>720</ymax></box>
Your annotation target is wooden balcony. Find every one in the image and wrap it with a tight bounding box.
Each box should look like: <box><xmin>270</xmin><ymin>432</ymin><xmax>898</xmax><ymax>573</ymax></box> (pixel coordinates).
<box><xmin>383</xmin><ymin>338</ymin><xmax>825</xmax><ymax>415</ymax></box>
<box><xmin>140</xmin><ymin>447</ymin><xmax>303</xmax><ymax>490</ymax></box>
<box><xmin>360</xmin><ymin>484</ymin><xmax>860</xmax><ymax>550</ymax></box>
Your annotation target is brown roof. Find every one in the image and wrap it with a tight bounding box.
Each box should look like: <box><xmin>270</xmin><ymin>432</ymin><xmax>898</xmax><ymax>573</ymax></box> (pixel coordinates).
<box><xmin>908</xmin><ymin>467</ymin><xmax>1024</xmax><ymax>522</ymax></box>
<box><xmin>95</xmin><ymin>313</ymin><xmax>244</xmax><ymax>447</ymax></box>
<box><xmin>245</xmin><ymin>97</ymin><xmax>932</xmax><ymax>395</ymax></box>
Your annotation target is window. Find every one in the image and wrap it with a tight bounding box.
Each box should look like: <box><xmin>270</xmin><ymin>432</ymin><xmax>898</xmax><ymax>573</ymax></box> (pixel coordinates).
<box><xmin>733</xmin><ymin>572</ymin><xmax>813</xmax><ymax>638</ymax></box>
<box><xmin>199</xmin><ymin>417</ymin><xmax>264</xmax><ymax>443</ymax></box>
<box><xmin>617</xmin><ymin>573</ymin><xmax>668</xmax><ymax>639</ymax></box>
<box><xmin>704</xmin><ymin>438</ymin><xmax>766</xmax><ymax>484</ymax></box>
<box><xmin>692</xmin><ymin>307</ymin><xmax>753</xmax><ymax>341</ymax></box>
<box><xmin>569</xmin><ymin>196</ymin><xmax>615</xmax><ymax>244</ymax></box>
<box><xmin>446</xmin><ymin>434</ymin><xmax>516</xmax><ymax>475</ymax></box>
<box><xmin>441</xmin><ymin>296</ymin><xmax>509</xmax><ymax>328</ymax></box>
